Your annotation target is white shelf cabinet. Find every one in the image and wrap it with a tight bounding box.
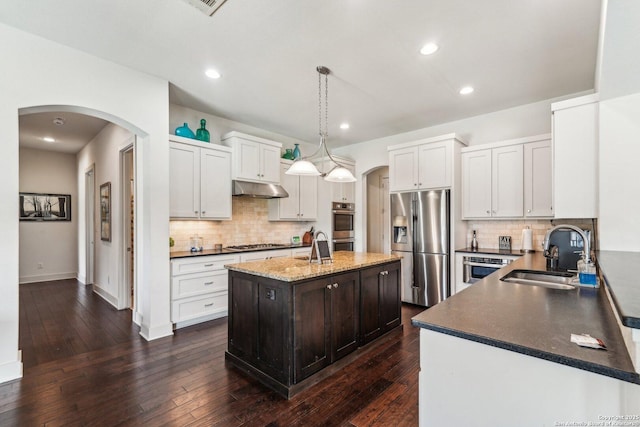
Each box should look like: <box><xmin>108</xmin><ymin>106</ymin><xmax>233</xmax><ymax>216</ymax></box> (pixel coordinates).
<box><xmin>523</xmin><ymin>138</ymin><xmax>553</xmax><ymax>218</ymax></box>
<box><xmin>388</xmin><ymin>139</ymin><xmax>453</xmax><ymax>192</ymax></box>
<box><xmin>169</xmin><ymin>136</ymin><xmax>232</xmax><ymax>220</ymax></box>
<box><xmin>222</xmin><ymin>131</ymin><xmax>281</xmax><ymax>184</ymax></box>
<box><xmin>462</xmin><ymin>144</ymin><xmax>523</xmax><ymax>218</ymax></box>
<box><xmin>170</xmin><ymin>254</ymin><xmax>240</xmax><ymax>328</ymax></box>
<box><xmin>269</xmin><ymin>160</ymin><xmax>318</xmax><ymax>221</ymax></box>
<box><xmin>551</xmin><ymin>94</ymin><xmax>598</xmax><ymax>219</ymax></box>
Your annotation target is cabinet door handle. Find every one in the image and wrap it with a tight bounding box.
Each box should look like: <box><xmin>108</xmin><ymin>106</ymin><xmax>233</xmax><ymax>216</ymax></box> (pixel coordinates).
<box><xmin>333</xmin><ymin>283</ymin><xmax>339</xmax><ymax>288</ymax></box>
<box><xmin>527</xmin><ymin>209</ymin><xmax>531</xmax><ymax>213</ymax></box>
<box><xmin>418</xmin><ymin>183</ymin><xmax>422</xmax><ymax>186</ymax></box>
<box><xmin>204</xmin><ymin>281</ymin><xmax>214</xmax><ymax>285</ymax></box>
<box><xmin>486</xmin><ymin>210</ymin><xmax>490</xmax><ymax>214</ymax></box>
<box><xmin>204</xmin><ymin>303</ymin><xmax>214</xmax><ymax>307</ymax></box>
<box><xmin>204</xmin><ymin>264</ymin><xmax>214</xmax><ymax>267</ymax></box>
<box><xmin>195</xmin><ymin>210</ymin><xmax>199</xmax><ymax>214</ymax></box>
<box><xmin>327</xmin><ymin>284</ymin><xmax>332</xmax><ymax>290</ymax></box>
<box><xmin>202</xmin><ymin>211</ymin><xmax>206</xmax><ymax>214</ymax></box>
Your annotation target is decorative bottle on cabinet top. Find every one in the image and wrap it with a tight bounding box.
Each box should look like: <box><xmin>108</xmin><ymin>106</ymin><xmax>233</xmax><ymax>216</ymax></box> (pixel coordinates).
<box><xmin>175</xmin><ymin>122</ymin><xmax>196</xmax><ymax>139</ymax></box>
<box><xmin>293</xmin><ymin>143</ymin><xmax>301</xmax><ymax>159</ymax></box>
<box><xmin>195</xmin><ymin>119</ymin><xmax>210</xmax><ymax>142</ymax></box>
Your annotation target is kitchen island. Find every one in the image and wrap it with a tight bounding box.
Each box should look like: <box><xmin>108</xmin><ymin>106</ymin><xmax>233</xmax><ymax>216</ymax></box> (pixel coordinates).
<box><xmin>225</xmin><ymin>251</ymin><xmax>402</xmax><ymax>398</ymax></box>
<box><xmin>412</xmin><ymin>252</ymin><xmax>640</xmax><ymax>426</ymax></box>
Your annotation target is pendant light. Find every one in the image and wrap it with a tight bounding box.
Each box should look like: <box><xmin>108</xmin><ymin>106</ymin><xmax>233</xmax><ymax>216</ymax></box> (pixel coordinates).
<box><xmin>285</xmin><ymin>66</ymin><xmax>356</xmax><ymax>183</ymax></box>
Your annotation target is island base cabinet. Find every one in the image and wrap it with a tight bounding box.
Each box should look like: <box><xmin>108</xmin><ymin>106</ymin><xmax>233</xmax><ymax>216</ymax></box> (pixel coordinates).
<box><xmin>228</xmin><ymin>273</ymin><xmax>291</xmax><ymax>385</ymax></box>
<box><xmin>360</xmin><ymin>262</ymin><xmax>402</xmax><ymax>346</ymax></box>
<box><xmin>294</xmin><ymin>271</ymin><xmax>360</xmax><ymax>383</ymax></box>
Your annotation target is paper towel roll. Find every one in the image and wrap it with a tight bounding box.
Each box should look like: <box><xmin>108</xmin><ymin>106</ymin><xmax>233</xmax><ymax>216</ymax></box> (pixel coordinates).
<box><xmin>521</xmin><ymin>227</ymin><xmax>534</xmax><ymax>252</ymax></box>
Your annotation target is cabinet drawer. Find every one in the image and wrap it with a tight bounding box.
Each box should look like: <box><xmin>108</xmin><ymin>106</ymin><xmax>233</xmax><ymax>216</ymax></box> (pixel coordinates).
<box><xmin>171</xmin><ymin>255</ymin><xmax>239</xmax><ymax>275</ymax></box>
<box><xmin>171</xmin><ymin>292</ymin><xmax>228</xmax><ymax>323</ymax></box>
<box><xmin>171</xmin><ymin>270</ymin><xmax>228</xmax><ymax>299</ymax></box>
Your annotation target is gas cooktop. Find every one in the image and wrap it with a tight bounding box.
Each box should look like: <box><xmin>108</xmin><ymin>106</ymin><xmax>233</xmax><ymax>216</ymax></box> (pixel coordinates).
<box><xmin>224</xmin><ymin>243</ymin><xmax>289</xmax><ymax>251</ymax></box>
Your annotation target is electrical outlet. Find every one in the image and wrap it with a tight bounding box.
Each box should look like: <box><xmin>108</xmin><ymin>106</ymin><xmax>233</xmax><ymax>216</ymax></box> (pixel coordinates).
<box><xmin>37</xmin><ymin>262</ymin><xmax>44</xmax><ymax>269</ymax></box>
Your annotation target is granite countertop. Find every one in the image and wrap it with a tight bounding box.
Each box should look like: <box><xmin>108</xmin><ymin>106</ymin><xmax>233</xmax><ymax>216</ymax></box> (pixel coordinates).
<box><xmin>225</xmin><ymin>251</ymin><xmax>400</xmax><ymax>282</ymax></box>
<box><xmin>412</xmin><ymin>252</ymin><xmax>639</xmax><ymax>384</ymax></box>
<box><xmin>170</xmin><ymin>244</ymin><xmax>311</xmax><ymax>259</ymax></box>
<box><xmin>455</xmin><ymin>247</ymin><xmax>526</xmax><ymax>257</ymax></box>
<box><xmin>597</xmin><ymin>250</ymin><xmax>640</xmax><ymax>328</ymax></box>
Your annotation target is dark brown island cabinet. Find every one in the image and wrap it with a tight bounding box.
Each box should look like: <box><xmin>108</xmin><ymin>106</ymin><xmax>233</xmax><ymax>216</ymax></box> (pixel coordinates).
<box><xmin>225</xmin><ymin>255</ymin><xmax>401</xmax><ymax>398</ymax></box>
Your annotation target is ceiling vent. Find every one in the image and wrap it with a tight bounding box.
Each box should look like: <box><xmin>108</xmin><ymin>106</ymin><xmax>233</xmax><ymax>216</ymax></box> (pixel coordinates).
<box><xmin>182</xmin><ymin>0</ymin><xmax>228</xmax><ymax>16</ymax></box>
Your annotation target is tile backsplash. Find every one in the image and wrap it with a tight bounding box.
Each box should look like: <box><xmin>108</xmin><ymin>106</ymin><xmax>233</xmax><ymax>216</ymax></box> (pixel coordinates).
<box><xmin>465</xmin><ymin>218</ymin><xmax>597</xmax><ymax>252</ymax></box>
<box><xmin>170</xmin><ymin>198</ymin><xmax>314</xmax><ymax>252</ymax></box>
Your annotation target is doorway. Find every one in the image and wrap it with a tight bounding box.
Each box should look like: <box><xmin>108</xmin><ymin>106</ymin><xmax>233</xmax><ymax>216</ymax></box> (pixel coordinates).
<box><xmin>85</xmin><ymin>165</ymin><xmax>95</xmax><ymax>285</ymax></box>
<box><xmin>120</xmin><ymin>145</ymin><xmax>135</xmax><ymax>310</ymax></box>
<box><xmin>366</xmin><ymin>167</ymin><xmax>390</xmax><ymax>253</ymax></box>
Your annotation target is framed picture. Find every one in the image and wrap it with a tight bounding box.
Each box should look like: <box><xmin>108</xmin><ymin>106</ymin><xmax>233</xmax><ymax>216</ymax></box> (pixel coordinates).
<box><xmin>19</xmin><ymin>192</ymin><xmax>71</xmax><ymax>221</ymax></box>
<box><xmin>100</xmin><ymin>182</ymin><xmax>111</xmax><ymax>242</ymax></box>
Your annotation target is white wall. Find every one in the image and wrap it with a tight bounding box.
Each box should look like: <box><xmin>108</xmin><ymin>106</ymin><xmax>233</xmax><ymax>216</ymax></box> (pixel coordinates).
<box><xmin>599</xmin><ymin>93</ymin><xmax>640</xmax><ymax>251</ymax></box>
<box><xmin>334</xmin><ymin>95</ymin><xmax>587</xmax><ymax>252</ymax></box>
<box><xmin>0</xmin><ymin>23</ymin><xmax>171</xmax><ymax>384</ymax></box>
<box><xmin>19</xmin><ymin>148</ymin><xmax>78</xmax><ymax>283</ymax></box>
<box><xmin>77</xmin><ymin>123</ymin><xmax>133</xmax><ymax>305</ymax></box>
<box><xmin>596</xmin><ymin>0</ymin><xmax>640</xmax><ymax>251</ymax></box>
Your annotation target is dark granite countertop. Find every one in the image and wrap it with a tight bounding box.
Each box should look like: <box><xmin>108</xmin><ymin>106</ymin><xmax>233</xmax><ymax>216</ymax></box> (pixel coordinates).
<box><xmin>170</xmin><ymin>244</ymin><xmax>311</xmax><ymax>259</ymax></box>
<box><xmin>598</xmin><ymin>250</ymin><xmax>640</xmax><ymax>329</ymax></box>
<box><xmin>412</xmin><ymin>252</ymin><xmax>639</xmax><ymax>384</ymax></box>
<box><xmin>455</xmin><ymin>247</ymin><xmax>526</xmax><ymax>257</ymax></box>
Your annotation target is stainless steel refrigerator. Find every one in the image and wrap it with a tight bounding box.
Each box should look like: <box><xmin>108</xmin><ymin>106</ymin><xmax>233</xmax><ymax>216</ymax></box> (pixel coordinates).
<box><xmin>390</xmin><ymin>189</ymin><xmax>450</xmax><ymax>306</ymax></box>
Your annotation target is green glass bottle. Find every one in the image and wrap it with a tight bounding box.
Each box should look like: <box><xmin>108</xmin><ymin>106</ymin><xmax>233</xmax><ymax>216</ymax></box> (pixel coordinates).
<box><xmin>196</xmin><ymin>119</ymin><xmax>210</xmax><ymax>143</ymax></box>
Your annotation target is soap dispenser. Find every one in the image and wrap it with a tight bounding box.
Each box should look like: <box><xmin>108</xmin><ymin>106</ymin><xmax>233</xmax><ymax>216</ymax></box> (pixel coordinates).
<box><xmin>470</xmin><ymin>230</ymin><xmax>478</xmax><ymax>251</ymax></box>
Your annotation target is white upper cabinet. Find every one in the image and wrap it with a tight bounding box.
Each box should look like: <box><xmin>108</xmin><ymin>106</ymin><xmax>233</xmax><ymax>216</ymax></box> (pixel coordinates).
<box><xmin>388</xmin><ymin>135</ymin><xmax>460</xmax><ymax>192</ymax></box>
<box><xmin>462</xmin><ymin>149</ymin><xmax>492</xmax><ymax>218</ymax></box>
<box><xmin>169</xmin><ymin>136</ymin><xmax>232</xmax><ymax>220</ymax></box>
<box><xmin>462</xmin><ymin>142</ymin><xmax>524</xmax><ymax>219</ymax></box>
<box><xmin>332</xmin><ymin>162</ymin><xmax>356</xmax><ymax>203</ymax></box>
<box><xmin>551</xmin><ymin>94</ymin><xmax>598</xmax><ymax>219</ymax></box>
<box><xmin>222</xmin><ymin>131</ymin><xmax>282</xmax><ymax>184</ymax></box>
<box><xmin>492</xmin><ymin>144</ymin><xmax>523</xmax><ymax>217</ymax></box>
<box><xmin>523</xmin><ymin>138</ymin><xmax>553</xmax><ymax>218</ymax></box>
<box><xmin>269</xmin><ymin>161</ymin><xmax>318</xmax><ymax>221</ymax></box>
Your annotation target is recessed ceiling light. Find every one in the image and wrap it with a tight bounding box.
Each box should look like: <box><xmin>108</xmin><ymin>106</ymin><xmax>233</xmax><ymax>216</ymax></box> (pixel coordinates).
<box><xmin>43</xmin><ymin>137</ymin><xmax>56</xmax><ymax>143</ymax></box>
<box><xmin>340</xmin><ymin>123</ymin><xmax>350</xmax><ymax>130</ymax></box>
<box><xmin>205</xmin><ymin>69</ymin><xmax>221</xmax><ymax>79</ymax></box>
<box><xmin>52</xmin><ymin>117</ymin><xmax>65</xmax><ymax>126</ymax></box>
<box><xmin>459</xmin><ymin>86</ymin><xmax>474</xmax><ymax>95</ymax></box>
<box><xmin>420</xmin><ymin>43</ymin><xmax>439</xmax><ymax>56</ymax></box>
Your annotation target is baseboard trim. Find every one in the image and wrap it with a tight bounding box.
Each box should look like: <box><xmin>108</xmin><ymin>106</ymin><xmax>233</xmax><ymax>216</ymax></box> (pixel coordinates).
<box><xmin>19</xmin><ymin>272</ymin><xmax>77</xmax><ymax>284</ymax></box>
<box><xmin>139</xmin><ymin>323</ymin><xmax>174</xmax><ymax>341</ymax></box>
<box><xmin>92</xmin><ymin>285</ymin><xmax>119</xmax><ymax>308</ymax></box>
<box><xmin>0</xmin><ymin>351</ymin><xmax>23</xmax><ymax>385</ymax></box>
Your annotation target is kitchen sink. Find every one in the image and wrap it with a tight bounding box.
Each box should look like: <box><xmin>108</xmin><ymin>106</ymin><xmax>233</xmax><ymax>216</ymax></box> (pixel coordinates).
<box><xmin>500</xmin><ymin>269</ymin><xmax>577</xmax><ymax>290</ymax></box>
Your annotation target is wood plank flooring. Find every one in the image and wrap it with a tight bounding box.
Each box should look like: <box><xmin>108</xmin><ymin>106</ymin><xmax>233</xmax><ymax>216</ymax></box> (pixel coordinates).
<box><xmin>1</xmin><ymin>279</ymin><xmax>425</xmax><ymax>426</ymax></box>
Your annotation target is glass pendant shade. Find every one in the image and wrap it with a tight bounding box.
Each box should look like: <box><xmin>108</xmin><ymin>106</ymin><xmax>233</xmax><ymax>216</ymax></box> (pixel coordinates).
<box><xmin>285</xmin><ymin>159</ymin><xmax>321</xmax><ymax>176</ymax></box>
<box><xmin>324</xmin><ymin>166</ymin><xmax>356</xmax><ymax>182</ymax></box>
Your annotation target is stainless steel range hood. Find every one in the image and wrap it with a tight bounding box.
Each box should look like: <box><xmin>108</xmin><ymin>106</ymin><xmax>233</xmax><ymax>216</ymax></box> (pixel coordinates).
<box><xmin>232</xmin><ymin>180</ymin><xmax>289</xmax><ymax>198</ymax></box>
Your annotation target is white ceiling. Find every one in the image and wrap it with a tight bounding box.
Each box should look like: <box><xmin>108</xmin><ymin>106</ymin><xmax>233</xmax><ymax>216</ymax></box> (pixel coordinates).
<box><xmin>1</xmin><ymin>0</ymin><xmax>601</xmax><ymax>151</ymax></box>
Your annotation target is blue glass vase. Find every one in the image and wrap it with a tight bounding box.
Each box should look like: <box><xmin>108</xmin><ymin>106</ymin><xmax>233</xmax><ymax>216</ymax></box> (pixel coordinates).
<box><xmin>293</xmin><ymin>143</ymin><xmax>301</xmax><ymax>159</ymax></box>
<box><xmin>175</xmin><ymin>122</ymin><xmax>196</xmax><ymax>139</ymax></box>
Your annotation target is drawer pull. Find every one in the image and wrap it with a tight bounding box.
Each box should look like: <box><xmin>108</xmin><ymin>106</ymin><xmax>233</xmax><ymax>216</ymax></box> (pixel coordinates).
<box><xmin>204</xmin><ymin>264</ymin><xmax>214</xmax><ymax>267</ymax></box>
<box><xmin>204</xmin><ymin>281</ymin><xmax>214</xmax><ymax>285</ymax></box>
<box><xmin>204</xmin><ymin>303</ymin><xmax>214</xmax><ymax>307</ymax></box>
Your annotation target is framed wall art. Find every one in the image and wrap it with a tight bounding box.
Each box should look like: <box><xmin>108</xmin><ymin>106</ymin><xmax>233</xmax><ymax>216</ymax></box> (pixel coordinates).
<box><xmin>19</xmin><ymin>192</ymin><xmax>71</xmax><ymax>221</ymax></box>
<box><xmin>100</xmin><ymin>182</ymin><xmax>111</xmax><ymax>241</ymax></box>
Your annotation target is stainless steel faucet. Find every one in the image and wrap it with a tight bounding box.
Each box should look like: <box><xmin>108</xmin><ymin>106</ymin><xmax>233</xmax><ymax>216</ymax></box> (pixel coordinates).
<box><xmin>542</xmin><ymin>224</ymin><xmax>592</xmax><ymax>264</ymax></box>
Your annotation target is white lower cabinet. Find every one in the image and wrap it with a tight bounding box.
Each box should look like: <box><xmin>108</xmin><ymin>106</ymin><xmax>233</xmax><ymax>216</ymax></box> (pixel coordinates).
<box><xmin>239</xmin><ymin>249</ymin><xmax>292</xmax><ymax>262</ymax></box>
<box><xmin>170</xmin><ymin>254</ymin><xmax>239</xmax><ymax>328</ymax></box>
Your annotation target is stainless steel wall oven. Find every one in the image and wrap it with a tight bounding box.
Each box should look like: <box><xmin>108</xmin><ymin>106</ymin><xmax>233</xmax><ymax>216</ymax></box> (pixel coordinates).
<box><xmin>331</xmin><ymin>202</ymin><xmax>355</xmax><ymax>251</ymax></box>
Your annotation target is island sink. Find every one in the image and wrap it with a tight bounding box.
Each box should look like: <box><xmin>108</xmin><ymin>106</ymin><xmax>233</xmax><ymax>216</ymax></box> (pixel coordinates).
<box><xmin>500</xmin><ymin>269</ymin><xmax>576</xmax><ymax>290</ymax></box>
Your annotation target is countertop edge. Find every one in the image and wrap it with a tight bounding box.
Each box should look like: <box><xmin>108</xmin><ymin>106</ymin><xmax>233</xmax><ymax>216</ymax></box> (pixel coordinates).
<box><xmin>597</xmin><ymin>250</ymin><xmax>640</xmax><ymax>329</ymax></box>
<box><xmin>411</xmin><ymin>319</ymin><xmax>640</xmax><ymax>385</ymax></box>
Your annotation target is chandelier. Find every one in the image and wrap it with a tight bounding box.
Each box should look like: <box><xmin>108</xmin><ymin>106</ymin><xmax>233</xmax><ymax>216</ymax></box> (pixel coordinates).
<box><xmin>285</xmin><ymin>66</ymin><xmax>356</xmax><ymax>182</ymax></box>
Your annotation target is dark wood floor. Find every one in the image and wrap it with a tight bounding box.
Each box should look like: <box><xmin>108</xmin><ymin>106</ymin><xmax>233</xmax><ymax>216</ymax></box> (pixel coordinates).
<box><xmin>0</xmin><ymin>279</ymin><xmax>424</xmax><ymax>426</ymax></box>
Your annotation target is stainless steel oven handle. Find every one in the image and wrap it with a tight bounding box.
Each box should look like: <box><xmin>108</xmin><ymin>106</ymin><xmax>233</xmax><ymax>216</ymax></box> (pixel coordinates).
<box><xmin>463</xmin><ymin>261</ymin><xmax>506</xmax><ymax>269</ymax></box>
<box><xmin>332</xmin><ymin>209</ymin><xmax>356</xmax><ymax>214</ymax></box>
